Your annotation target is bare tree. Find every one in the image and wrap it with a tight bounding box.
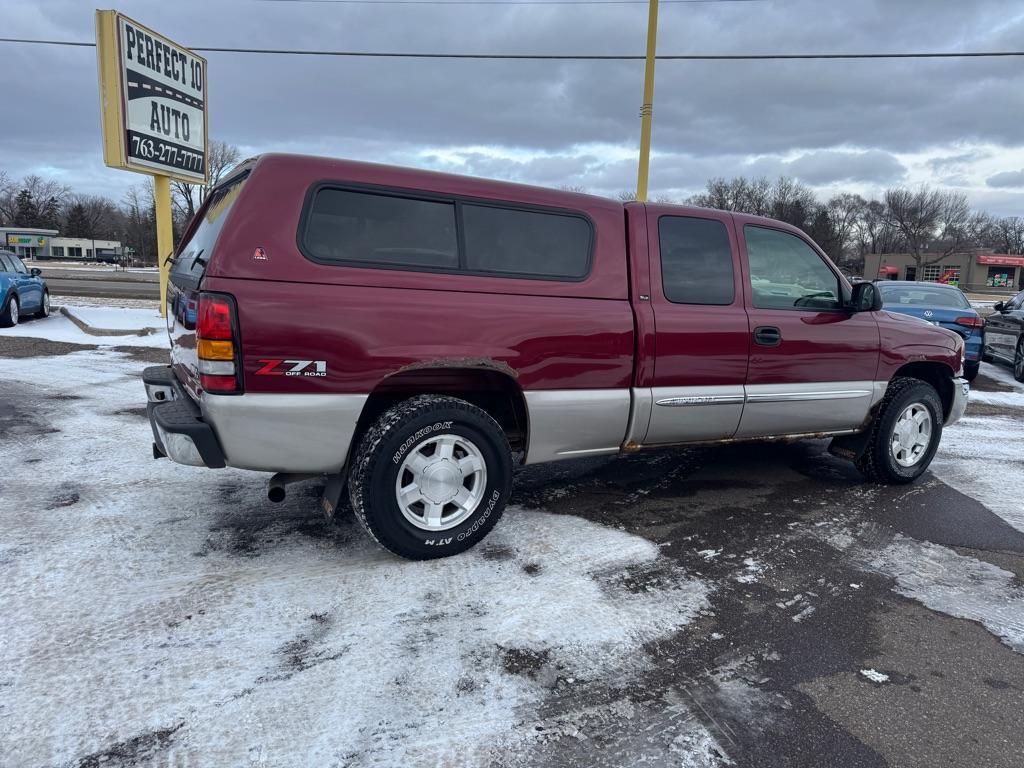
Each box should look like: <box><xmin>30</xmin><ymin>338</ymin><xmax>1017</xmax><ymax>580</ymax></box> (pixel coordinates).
<box><xmin>883</xmin><ymin>187</ymin><xmax>963</xmax><ymax>276</ymax></box>
<box><xmin>993</xmin><ymin>216</ymin><xmax>1024</xmax><ymax>255</ymax></box>
<box><xmin>826</xmin><ymin>193</ymin><xmax>866</xmax><ymax>260</ymax></box>
<box><xmin>0</xmin><ymin>172</ymin><xmax>70</xmax><ymax>226</ymax></box>
<box><xmin>171</xmin><ymin>140</ymin><xmax>242</xmax><ymax>221</ymax></box>
<box><xmin>690</xmin><ymin>176</ymin><xmax>771</xmax><ymax>216</ymax></box>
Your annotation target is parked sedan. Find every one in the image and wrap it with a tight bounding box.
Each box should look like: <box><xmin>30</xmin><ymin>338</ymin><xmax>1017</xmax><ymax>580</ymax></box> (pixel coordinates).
<box><xmin>984</xmin><ymin>289</ymin><xmax>1024</xmax><ymax>381</ymax></box>
<box><xmin>875</xmin><ymin>280</ymin><xmax>985</xmax><ymax>381</ymax></box>
<box><xmin>0</xmin><ymin>250</ymin><xmax>50</xmax><ymax>327</ymax></box>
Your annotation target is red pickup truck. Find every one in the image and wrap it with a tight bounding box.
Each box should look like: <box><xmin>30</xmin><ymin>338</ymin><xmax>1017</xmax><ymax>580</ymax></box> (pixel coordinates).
<box><xmin>144</xmin><ymin>154</ymin><xmax>968</xmax><ymax>559</ymax></box>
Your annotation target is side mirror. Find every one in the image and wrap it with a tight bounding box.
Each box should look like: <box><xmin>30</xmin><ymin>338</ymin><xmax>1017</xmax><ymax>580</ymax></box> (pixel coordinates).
<box><xmin>849</xmin><ymin>281</ymin><xmax>884</xmax><ymax>313</ymax></box>
<box><xmin>994</xmin><ymin>301</ymin><xmax>1005</xmax><ymax>312</ymax></box>
<box><xmin>30</xmin><ymin>268</ymin><xmax>42</xmax><ymax>277</ymax></box>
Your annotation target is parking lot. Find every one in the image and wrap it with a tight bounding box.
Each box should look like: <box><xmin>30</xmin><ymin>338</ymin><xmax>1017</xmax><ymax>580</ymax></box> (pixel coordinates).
<box><xmin>1</xmin><ymin>333</ymin><xmax>1023</xmax><ymax>767</ymax></box>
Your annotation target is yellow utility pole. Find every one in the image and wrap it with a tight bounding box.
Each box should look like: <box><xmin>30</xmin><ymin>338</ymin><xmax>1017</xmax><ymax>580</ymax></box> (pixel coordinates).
<box><xmin>636</xmin><ymin>0</ymin><xmax>660</xmax><ymax>202</ymax></box>
<box><xmin>152</xmin><ymin>175</ymin><xmax>173</xmax><ymax>313</ymax></box>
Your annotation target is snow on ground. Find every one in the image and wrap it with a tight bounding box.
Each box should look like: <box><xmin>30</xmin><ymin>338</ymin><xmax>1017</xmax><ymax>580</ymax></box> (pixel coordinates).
<box><xmin>51</xmin><ymin>295</ymin><xmax>160</xmax><ymax>310</ymax></box>
<box><xmin>0</xmin><ymin>307</ymin><xmax>167</xmax><ymax>348</ymax></box>
<box><xmin>866</xmin><ymin>537</ymin><xmax>1024</xmax><ymax>654</ymax></box>
<box><xmin>820</xmin><ymin>524</ymin><xmax>1024</xmax><ymax>656</ymax></box>
<box><xmin>0</xmin><ymin>350</ymin><xmax>720</xmax><ymax>767</ymax></box>
<box><xmin>932</xmin><ymin>363</ymin><xmax>1024</xmax><ymax>532</ymax></box>
<box><xmin>61</xmin><ymin>304</ymin><xmax>163</xmax><ymax>333</ymax></box>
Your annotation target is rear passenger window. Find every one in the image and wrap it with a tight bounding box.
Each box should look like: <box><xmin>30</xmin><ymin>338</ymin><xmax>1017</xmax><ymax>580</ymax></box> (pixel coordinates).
<box><xmin>305</xmin><ymin>189</ymin><xmax>458</xmax><ymax>270</ymax></box>
<box><xmin>462</xmin><ymin>205</ymin><xmax>591</xmax><ymax>279</ymax></box>
<box><xmin>658</xmin><ymin>216</ymin><xmax>735</xmax><ymax>305</ymax></box>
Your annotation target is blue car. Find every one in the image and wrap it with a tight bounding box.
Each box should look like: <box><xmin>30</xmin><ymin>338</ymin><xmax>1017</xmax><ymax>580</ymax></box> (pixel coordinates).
<box><xmin>875</xmin><ymin>280</ymin><xmax>984</xmax><ymax>381</ymax></box>
<box><xmin>0</xmin><ymin>250</ymin><xmax>50</xmax><ymax>327</ymax></box>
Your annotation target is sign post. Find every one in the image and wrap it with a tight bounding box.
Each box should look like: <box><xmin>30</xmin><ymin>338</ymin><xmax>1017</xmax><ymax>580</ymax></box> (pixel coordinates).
<box><xmin>95</xmin><ymin>10</ymin><xmax>208</xmax><ymax>316</ymax></box>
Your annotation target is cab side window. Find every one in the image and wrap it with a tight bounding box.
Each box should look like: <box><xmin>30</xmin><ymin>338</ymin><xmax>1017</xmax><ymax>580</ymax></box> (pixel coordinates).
<box><xmin>745</xmin><ymin>226</ymin><xmax>841</xmax><ymax>311</ymax></box>
<box><xmin>0</xmin><ymin>254</ymin><xmax>12</xmax><ymax>272</ymax></box>
<box><xmin>11</xmin><ymin>256</ymin><xmax>27</xmax><ymax>274</ymax></box>
<box><xmin>1007</xmin><ymin>291</ymin><xmax>1024</xmax><ymax>311</ymax></box>
<box><xmin>658</xmin><ymin>216</ymin><xmax>735</xmax><ymax>305</ymax></box>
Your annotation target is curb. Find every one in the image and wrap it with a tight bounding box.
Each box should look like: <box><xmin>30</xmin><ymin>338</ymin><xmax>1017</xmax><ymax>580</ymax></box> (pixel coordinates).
<box><xmin>58</xmin><ymin>306</ymin><xmax>158</xmax><ymax>338</ymax></box>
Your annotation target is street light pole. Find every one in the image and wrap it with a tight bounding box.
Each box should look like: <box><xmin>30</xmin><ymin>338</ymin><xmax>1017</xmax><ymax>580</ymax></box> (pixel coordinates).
<box><xmin>636</xmin><ymin>0</ymin><xmax>660</xmax><ymax>202</ymax></box>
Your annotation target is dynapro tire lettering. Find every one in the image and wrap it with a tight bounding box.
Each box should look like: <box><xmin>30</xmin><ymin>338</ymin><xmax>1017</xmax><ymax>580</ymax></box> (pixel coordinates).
<box><xmin>457</xmin><ymin>490</ymin><xmax>501</xmax><ymax>542</ymax></box>
<box><xmin>255</xmin><ymin>359</ymin><xmax>327</xmax><ymax>377</ymax></box>
<box><xmin>393</xmin><ymin>422</ymin><xmax>454</xmax><ymax>464</ymax></box>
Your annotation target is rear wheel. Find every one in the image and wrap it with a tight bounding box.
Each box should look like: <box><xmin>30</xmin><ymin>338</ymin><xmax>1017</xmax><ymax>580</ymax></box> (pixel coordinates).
<box><xmin>35</xmin><ymin>290</ymin><xmax>50</xmax><ymax>318</ymax></box>
<box><xmin>855</xmin><ymin>377</ymin><xmax>943</xmax><ymax>484</ymax></box>
<box><xmin>348</xmin><ymin>395</ymin><xmax>513</xmax><ymax>560</ymax></box>
<box><xmin>0</xmin><ymin>294</ymin><xmax>18</xmax><ymax>327</ymax></box>
<box><xmin>963</xmin><ymin>361</ymin><xmax>979</xmax><ymax>382</ymax></box>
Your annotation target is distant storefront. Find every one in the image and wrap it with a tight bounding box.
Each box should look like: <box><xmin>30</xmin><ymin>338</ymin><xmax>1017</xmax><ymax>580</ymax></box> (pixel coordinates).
<box><xmin>864</xmin><ymin>251</ymin><xmax>1024</xmax><ymax>292</ymax></box>
<box><xmin>49</xmin><ymin>237</ymin><xmax>123</xmax><ymax>262</ymax></box>
<box><xmin>1</xmin><ymin>227</ymin><xmax>58</xmax><ymax>259</ymax></box>
<box><xmin>0</xmin><ymin>227</ymin><xmax>123</xmax><ymax>262</ymax></box>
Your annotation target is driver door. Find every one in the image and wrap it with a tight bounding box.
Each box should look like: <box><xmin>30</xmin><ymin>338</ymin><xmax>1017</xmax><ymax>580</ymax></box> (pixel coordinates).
<box><xmin>736</xmin><ymin>219</ymin><xmax>881</xmax><ymax>438</ymax></box>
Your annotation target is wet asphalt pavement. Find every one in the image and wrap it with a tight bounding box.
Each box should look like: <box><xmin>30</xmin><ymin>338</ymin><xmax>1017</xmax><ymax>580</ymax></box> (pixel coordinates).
<box><xmin>2</xmin><ymin>335</ymin><xmax>1023</xmax><ymax>767</ymax></box>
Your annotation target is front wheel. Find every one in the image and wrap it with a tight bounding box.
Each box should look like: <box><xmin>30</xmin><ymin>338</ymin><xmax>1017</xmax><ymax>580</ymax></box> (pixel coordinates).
<box><xmin>1015</xmin><ymin>340</ymin><xmax>1024</xmax><ymax>383</ymax></box>
<box><xmin>0</xmin><ymin>294</ymin><xmax>18</xmax><ymax>327</ymax></box>
<box><xmin>35</xmin><ymin>290</ymin><xmax>50</xmax><ymax>318</ymax></box>
<box><xmin>348</xmin><ymin>395</ymin><xmax>513</xmax><ymax>560</ymax></box>
<box><xmin>855</xmin><ymin>377</ymin><xmax>944</xmax><ymax>484</ymax></box>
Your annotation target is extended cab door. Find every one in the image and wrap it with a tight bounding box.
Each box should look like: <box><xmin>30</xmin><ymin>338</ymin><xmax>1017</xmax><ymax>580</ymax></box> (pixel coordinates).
<box><xmin>736</xmin><ymin>219</ymin><xmax>880</xmax><ymax>438</ymax></box>
<box><xmin>643</xmin><ymin>208</ymin><xmax>750</xmax><ymax>443</ymax></box>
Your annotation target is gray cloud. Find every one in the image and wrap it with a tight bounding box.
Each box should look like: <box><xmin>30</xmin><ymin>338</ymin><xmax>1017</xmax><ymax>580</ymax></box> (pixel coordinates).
<box><xmin>0</xmin><ymin>0</ymin><xmax>1023</xmax><ymax>207</ymax></box>
<box><xmin>744</xmin><ymin>149</ymin><xmax>906</xmax><ymax>186</ymax></box>
<box><xmin>986</xmin><ymin>169</ymin><xmax>1024</xmax><ymax>188</ymax></box>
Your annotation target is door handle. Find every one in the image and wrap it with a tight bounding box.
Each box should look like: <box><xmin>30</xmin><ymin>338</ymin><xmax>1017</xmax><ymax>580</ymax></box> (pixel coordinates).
<box><xmin>754</xmin><ymin>326</ymin><xmax>782</xmax><ymax>346</ymax></box>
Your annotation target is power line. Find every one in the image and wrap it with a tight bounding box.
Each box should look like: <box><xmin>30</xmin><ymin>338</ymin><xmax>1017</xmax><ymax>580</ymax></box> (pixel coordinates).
<box><xmin>2</xmin><ymin>37</ymin><xmax>1023</xmax><ymax>60</ymax></box>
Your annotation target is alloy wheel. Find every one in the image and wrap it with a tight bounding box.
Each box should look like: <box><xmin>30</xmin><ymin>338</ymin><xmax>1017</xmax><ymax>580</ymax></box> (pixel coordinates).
<box><xmin>395</xmin><ymin>433</ymin><xmax>487</xmax><ymax>531</ymax></box>
<box><xmin>890</xmin><ymin>402</ymin><xmax>933</xmax><ymax>468</ymax></box>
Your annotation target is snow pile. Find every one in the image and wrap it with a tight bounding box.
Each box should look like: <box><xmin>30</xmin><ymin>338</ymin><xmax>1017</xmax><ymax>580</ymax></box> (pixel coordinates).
<box><xmin>62</xmin><ymin>304</ymin><xmax>163</xmax><ymax>333</ymax></box>
<box><xmin>0</xmin><ymin>350</ymin><xmax>718</xmax><ymax>766</ymax></box>
<box><xmin>0</xmin><ymin>308</ymin><xmax>168</xmax><ymax>348</ymax></box>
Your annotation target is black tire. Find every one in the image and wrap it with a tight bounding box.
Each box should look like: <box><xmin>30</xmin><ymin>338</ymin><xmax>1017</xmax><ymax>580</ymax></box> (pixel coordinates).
<box><xmin>348</xmin><ymin>395</ymin><xmax>513</xmax><ymax>560</ymax></box>
<box><xmin>1015</xmin><ymin>340</ymin><xmax>1024</xmax><ymax>383</ymax></box>
<box><xmin>855</xmin><ymin>377</ymin><xmax>944</xmax><ymax>484</ymax></box>
<box><xmin>963</xmin><ymin>361</ymin><xmax>980</xmax><ymax>383</ymax></box>
<box><xmin>35</xmin><ymin>290</ymin><xmax>50</xmax><ymax>319</ymax></box>
<box><xmin>0</xmin><ymin>294</ymin><xmax>18</xmax><ymax>328</ymax></box>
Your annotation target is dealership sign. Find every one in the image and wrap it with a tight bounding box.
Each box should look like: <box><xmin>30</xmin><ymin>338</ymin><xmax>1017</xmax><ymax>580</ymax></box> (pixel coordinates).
<box><xmin>977</xmin><ymin>254</ymin><xmax>1024</xmax><ymax>267</ymax></box>
<box><xmin>96</xmin><ymin>11</ymin><xmax>208</xmax><ymax>183</ymax></box>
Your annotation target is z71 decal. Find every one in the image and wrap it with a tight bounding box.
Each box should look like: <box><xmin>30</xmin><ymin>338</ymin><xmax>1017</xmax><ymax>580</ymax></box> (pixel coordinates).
<box><xmin>255</xmin><ymin>359</ymin><xmax>327</xmax><ymax>377</ymax></box>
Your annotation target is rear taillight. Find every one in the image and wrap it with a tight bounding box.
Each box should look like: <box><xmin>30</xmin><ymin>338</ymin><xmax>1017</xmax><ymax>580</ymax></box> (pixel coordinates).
<box><xmin>954</xmin><ymin>316</ymin><xmax>984</xmax><ymax>329</ymax></box>
<box><xmin>197</xmin><ymin>292</ymin><xmax>242</xmax><ymax>394</ymax></box>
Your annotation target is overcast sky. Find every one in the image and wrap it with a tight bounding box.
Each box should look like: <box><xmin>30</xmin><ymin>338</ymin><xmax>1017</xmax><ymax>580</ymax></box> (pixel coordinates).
<box><xmin>2</xmin><ymin>0</ymin><xmax>1023</xmax><ymax>215</ymax></box>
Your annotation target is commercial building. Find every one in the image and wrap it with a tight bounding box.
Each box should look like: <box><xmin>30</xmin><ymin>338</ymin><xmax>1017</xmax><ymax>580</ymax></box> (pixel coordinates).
<box><xmin>1</xmin><ymin>226</ymin><xmax>58</xmax><ymax>259</ymax></box>
<box><xmin>864</xmin><ymin>250</ymin><xmax>1024</xmax><ymax>292</ymax></box>
<box><xmin>0</xmin><ymin>226</ymin><xmax>122</xmax><ymax>262</ymax></box>
<box><xmin>49</xmin><ymin>237</ymin><xmax>123</xmax><ymax>262</ymax></box>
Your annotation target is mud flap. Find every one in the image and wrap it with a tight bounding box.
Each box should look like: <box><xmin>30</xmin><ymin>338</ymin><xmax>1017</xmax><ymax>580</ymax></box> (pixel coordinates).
<box><xmin>321</xmin><ymin>470</ymin><xmax>347</xmax><ymax>520</ymax></box>
<box><xmin>828</xmin><ymin>432</ymin><xmax>871</xmax><ymax>462</ymax></box>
